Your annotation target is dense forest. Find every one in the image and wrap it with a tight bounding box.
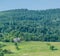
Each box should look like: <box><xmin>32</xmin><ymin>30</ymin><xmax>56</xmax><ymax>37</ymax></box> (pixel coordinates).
<box><xmin>0</xmin><ymin>9</ymin><xmax>60</xmax><ymax>42</ymax></box>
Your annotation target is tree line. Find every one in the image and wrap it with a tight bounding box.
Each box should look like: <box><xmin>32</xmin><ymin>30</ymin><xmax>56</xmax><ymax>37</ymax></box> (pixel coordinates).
<box><xmin>0</xmin><ymin>9</ymin><xmax>60</xmax><ymax>42</ymax></box>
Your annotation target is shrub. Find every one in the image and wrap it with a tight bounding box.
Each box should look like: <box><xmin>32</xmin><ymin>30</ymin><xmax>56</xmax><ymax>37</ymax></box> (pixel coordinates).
<box><xmin>0</xmin><ymin>49</ymin><xmax>4</xmax><ymax>56</ymax></box>
<box><xmin>0</xmin><ymin>52</ymin><xmax>4</xmax><ymax>56</ymax></box>
<box><xmin>14</xmin><ymin>43</ymin><xmax>20</xmax><ymax>50</ymax></box>
<box><xmin>50</xmin><ymin>45</ymin><xmax>58</xmax><ymax>51</ymax></box>
<box><xmin>3</xmin><ymin>49</ymin><xmax>13</xmax><ymax>54</ymax></box>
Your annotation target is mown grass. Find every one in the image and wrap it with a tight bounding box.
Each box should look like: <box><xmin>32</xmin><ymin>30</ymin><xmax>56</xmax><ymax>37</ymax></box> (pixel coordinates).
<box><xmin>0</xmin><ymin>41</ymin><xmax>60</xmax><ymax>56</ymax></box>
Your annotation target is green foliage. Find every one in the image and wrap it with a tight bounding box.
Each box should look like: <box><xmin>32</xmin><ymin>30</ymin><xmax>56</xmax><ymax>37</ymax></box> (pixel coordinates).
<box><xmin>0</xmin><ymin>44</ymin><xmax>4</xmax><ymax>56</ymax></box>
<box><xmin>0</xmin><ymin>9</ymin><xmax>60</xmax><ymax>41</ymax></box>
<box><xmin>3</xmin><ymin>49</ymin><xmax>13</xmax><ymax>54</ymax></box>
<box><xmin>50</xmin><ymin>45</ymin><xmax>58</xmax><ymax>51</ymax></box>
<box><xmin>0</xmin><ymin>43</ymin><xmax>12</xmax><ymax>56</ymax></box>
<box><xmin>14</xmin><ymin>43</ymin><xmax>20</xmax><ymax>50</ymax></box>
<box><xmin>0</xmin><ymin>51</ymin><xmax>4</xmax><ymax>56</ymax></box>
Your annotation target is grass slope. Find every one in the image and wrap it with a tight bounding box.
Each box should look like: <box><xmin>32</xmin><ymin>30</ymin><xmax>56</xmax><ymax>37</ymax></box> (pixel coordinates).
<box><xmin>0</xmin><ymin>41</ymin><xmax>60</xmax><ymax>56</ymax></box>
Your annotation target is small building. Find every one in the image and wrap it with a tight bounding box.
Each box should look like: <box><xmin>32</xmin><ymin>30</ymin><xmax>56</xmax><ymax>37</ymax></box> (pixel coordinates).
<box><xmin>13</xmin><ymin>37</ymin><xmax>21</xmax><ymax>43</ymax></box>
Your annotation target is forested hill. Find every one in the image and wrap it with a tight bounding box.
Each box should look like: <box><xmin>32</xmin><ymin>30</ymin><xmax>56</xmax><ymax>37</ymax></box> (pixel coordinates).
<box><xmin>0</xmin><ymin>9</ymin><xmax>60</xmax><ymax>42</ymax></box>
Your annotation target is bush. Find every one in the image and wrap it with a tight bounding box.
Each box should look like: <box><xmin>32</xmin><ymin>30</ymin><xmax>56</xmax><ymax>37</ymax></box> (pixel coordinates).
<box><xmin>0</xmin><ymin>52</ymin><xmax>4</xmax><ymax>56</ymax></box>
<box><xmin>3</xmin><ymin>49</ymin><xmax>13</xmax><ymax>54</ymax></box>
<box><xmin>0</xmin><ymin>49</ymin><xmax>4</xmax><ymax>56</ymax></box>
<box><xmin>14</xmin><ymin>43</ymin><xmax>20</xmax><ymax>50</ymax></box>
<box><xmin>50</xmin><ymin>45</ymin><xmax>58</xmax><ymax>51</ymax></box>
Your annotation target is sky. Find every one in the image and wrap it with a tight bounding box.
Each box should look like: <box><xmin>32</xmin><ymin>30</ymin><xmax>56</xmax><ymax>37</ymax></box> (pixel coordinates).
<box><xmin>0</xmin><ymin>0</ymin><xmax>60</xmax><ymax>11</ymax></box>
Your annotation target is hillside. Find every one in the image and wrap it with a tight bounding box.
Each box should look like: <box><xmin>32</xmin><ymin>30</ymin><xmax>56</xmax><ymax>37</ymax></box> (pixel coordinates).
<box><xmin>0</xmin><ymin>9</ymin><xmax>60</xmax><ymax>42</ymax></box>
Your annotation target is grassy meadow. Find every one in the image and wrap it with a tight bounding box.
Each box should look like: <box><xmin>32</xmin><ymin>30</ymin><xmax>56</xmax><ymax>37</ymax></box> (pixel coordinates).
<box><xmin>0</xmin><ymin>41</ymin><xmax>60</xmax><ymax>56</ymax></box>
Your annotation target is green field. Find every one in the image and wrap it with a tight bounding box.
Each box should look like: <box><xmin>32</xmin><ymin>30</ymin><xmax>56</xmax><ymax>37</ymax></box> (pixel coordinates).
<box><xmin>0</xmin><ymin>41</ymin><xmax>60</xmax><ymax>56</ymax></box>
